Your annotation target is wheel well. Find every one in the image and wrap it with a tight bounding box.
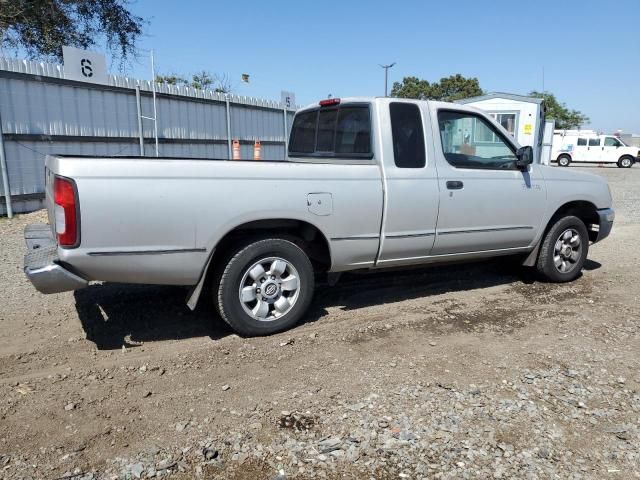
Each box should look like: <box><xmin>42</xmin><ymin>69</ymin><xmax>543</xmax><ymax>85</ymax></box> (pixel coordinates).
<box><xmin>557</xmin><ymin>153</ymin><xmax>571</xmax><ymax>161</ymax></box>
<box><xmin>208</xmin><ymin>219</ymin><xmax>331</xmax><ymax>276</ymax></box>
<box><xmin>549</xmin><ymin>201</ymin><xmax>599</xmax><ymax>242</ymax></box>
<box><xmin>619</xmin><ymin>154</ymin><xmax>635</xmax><ymax>161</ymax></box>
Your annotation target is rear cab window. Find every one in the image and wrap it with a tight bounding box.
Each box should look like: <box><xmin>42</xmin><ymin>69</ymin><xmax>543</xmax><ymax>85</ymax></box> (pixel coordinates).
<box><xmin>288</xmin><ymin>103</ymin><xmax>372</xmax><ymax>159</ymax></box>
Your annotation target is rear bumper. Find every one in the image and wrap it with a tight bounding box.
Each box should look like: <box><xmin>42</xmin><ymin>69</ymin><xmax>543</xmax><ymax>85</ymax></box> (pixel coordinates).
<box><xmin>595</xmin><ymin>208</ymin><xmax>615</xmax><ymax>243</ymax></box>
<box><xmin>24</xmin><ymin>224</ymin><xmax>88</xmax><ymax>294</ymax></box>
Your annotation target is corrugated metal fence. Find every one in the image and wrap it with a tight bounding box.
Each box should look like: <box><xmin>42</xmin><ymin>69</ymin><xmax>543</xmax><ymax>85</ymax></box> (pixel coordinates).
<box><xmin>0</xmin><ymin>57</ymin><xmax>297</xmax><ymax>214</ymax></box>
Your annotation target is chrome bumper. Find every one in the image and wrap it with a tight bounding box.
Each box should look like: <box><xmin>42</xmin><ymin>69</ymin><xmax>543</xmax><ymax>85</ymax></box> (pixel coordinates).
<box><xmin>595</xmin><ymin>208</ymin><xmax>615</xmax><ymax>243</ymax></box>
<box><xmin>24</xmin><ymin>224</ymin><xmax>87</xmax><ymax>294</ymax></box>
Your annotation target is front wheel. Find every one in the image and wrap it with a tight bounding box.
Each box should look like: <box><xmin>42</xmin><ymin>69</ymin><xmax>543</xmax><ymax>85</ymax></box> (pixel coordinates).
<box><xmin>617</xmin><ymin>156</ymin><xmax>634</xmax><ymax>168</ymax></box>
<box><xmin>536</xmin><ymin>216</ymin><xmax>589</xmax><ymax>282</ymax></box>
<box><xmin>557</xmin><ymin>155</ymin><xmax>571</xmax><ymax>167</ymax></box>
<box><xmin>215</xmin><ymin>238</ymin><xmax>315</xmax><ymax>336</ymax></box>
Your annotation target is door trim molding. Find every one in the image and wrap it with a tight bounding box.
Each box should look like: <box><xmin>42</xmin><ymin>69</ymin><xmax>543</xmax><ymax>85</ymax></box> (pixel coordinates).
<box><xmin>437</xmin><ymin>226</ymin><xmax>533</xmax><ymax>236</ymax></box>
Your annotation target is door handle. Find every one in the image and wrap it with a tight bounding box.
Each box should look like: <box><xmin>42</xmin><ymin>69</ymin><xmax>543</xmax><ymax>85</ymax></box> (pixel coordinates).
<box><xmin>446</xmin><ymin>180</ymin><xmax>464</xmax><ymax>190</ymax></box>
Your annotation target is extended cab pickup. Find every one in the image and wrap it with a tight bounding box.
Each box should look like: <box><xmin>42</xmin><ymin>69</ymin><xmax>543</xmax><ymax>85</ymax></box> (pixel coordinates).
<box><xmin>24</xmin><ymin>97</ymin><xmax>615</xmax><ymax>336</ymax></box>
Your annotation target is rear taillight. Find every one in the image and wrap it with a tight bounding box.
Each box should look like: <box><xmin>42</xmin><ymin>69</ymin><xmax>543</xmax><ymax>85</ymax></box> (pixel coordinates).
<box><xmin>53</xmin><ymin>176</ymin><xmax>79</xmax><ymax>247</ymax></box>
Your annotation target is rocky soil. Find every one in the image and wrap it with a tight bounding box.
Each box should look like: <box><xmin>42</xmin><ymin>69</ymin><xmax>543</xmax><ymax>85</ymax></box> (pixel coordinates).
<box><xmin>0</xmin><ymin>166</ymin><xmax>639</xmax><ymax>479</ymax></box>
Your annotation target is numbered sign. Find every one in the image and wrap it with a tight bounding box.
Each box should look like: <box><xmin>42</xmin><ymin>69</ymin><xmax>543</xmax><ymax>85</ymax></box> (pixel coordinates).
<box><xmin>63</xmin><ymin>46</ymin><xmax>108</xmax><ymax>84</ymax></box>
<box><xmin>281</xmin><ymin>91</ymin><xmax>296</xmax><ymax>110</ymax></box>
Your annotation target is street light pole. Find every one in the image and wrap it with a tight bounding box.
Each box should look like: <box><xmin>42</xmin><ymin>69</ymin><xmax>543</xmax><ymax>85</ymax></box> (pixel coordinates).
<box><xmin>379</xmin><ymin>62</ymin><xmax>396</xmax><ymax>97</ymax></box>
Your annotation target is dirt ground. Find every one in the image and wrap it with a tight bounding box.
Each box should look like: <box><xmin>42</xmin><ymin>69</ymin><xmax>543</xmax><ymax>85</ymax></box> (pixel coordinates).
<box><xmin>1</xmin><ymin>166</ymin><xmax>639</xmax><ymax>479</ymax></box>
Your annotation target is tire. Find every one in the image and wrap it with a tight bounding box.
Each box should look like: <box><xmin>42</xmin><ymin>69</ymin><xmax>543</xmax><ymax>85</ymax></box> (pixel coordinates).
<box><xmin>536</xmin><ymin>215</ymin><xmax>589</xmax><ymax>283</ymax></box>
<box><xmin>215</xmin><ymin>238</ymin><xmax>314</xmax><ymax>336</ymax></box>
<box><xmin>557</xmin><ymin>155</ymin><xmax>571</xmax><ymax>167</ymax></box>
<box><xmin>617</xmin><ymin>156</ymin><xmax>634</xmax><ymax>168</ymax></box>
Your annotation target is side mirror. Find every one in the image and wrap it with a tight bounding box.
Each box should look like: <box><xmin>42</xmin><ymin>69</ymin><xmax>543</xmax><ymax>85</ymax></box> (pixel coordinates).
<box><xmin>515</xmin><ymin>146</ymin><xmax>533</xmax><ymax>170</ymax></box>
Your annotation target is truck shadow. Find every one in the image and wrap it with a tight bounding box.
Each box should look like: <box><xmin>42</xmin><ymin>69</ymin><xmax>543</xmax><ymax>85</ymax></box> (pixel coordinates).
<box><xmin>306</xmin><ymin>259</ymin><xmax>532</xmax><ymax>321</ymax></box>
<box><xmin>307</xmin><ymin>258</ymin><xmax>600</xmax><ymax>323</ymax></box>
<box><xmin>74</xmin><ymin>284</ymin><xmax>234</xmax><ymax>350</ymax></box>
<box><xmin>73</xmin><ymin>258</ymin><xmax>578</xmax><ymax>349</ymax></box>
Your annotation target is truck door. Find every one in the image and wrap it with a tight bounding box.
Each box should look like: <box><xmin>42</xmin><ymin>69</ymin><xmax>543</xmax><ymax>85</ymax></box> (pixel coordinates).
<box><xmin>585</xmin><ymin>137</ymin><xmax>602</xmax><ymax>162</ymax></box>
<box><xmin>376</xmin><ymin>101</ymin><xmax>440</xmax><ymax>266</ymax></box>
<box><xmin>573</xmin><ymin>137</ymin><xmax>589</xmax><ymax>161</ymax></box>
<box><xmin>429</xmin><ymin>107</ymin><xmax>546</xmax><ymax>255</ymax></box>
<box><xmin>602</xmin><ymin>136</ymin><xmax>622</xmax><ymax>162</ymax></box>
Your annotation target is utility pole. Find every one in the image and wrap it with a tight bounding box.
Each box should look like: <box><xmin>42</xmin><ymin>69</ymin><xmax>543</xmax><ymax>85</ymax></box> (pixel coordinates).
<box><xmin>379</xmin><ymin>62</ymin><xmax>396</xmax><ymax>97</ymax></box>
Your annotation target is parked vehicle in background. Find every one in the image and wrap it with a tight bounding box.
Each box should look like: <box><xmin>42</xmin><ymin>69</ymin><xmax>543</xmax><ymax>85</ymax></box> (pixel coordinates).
<box><xmin>24</xmin><ymin>97</ymin><xmax>615</xmax><ymax>337</ymax></box>
<box><xmin>552</xmin><ymin>130</ymin><xmax>638</xmax><ymax>167</ymax></box>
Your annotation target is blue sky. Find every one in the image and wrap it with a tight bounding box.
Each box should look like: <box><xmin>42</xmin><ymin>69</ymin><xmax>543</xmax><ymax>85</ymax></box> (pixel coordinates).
<box><xmin>118</xmin><ymin>0</ymin><xmax>639</xmax><ymax>133</ymax></box>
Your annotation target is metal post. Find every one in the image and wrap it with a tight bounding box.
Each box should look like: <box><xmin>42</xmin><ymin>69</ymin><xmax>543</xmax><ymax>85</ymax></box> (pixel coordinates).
<box><xmin>0</xmin><ymin>109</ymin><xmax>13</xmax><ymax>218</ymax></box>
<box><xmin>384</xmin><ymin>70</ymin><xmax>388</xmax><ymax>98</ymax></box>
<box><xmin>283</xmin><ymin>107</ymin><xmax>288</xmax><ymax>159</ymax></box>
<box><xmin>380</xmin><ymin>62</ymin><xmax>396</xmax><ymax>97</ymax></box>
<box><xmin>150</xmin><ymin>50</ymin><xmax>159</xmax><ymax>157</ymax></box>
<box><xmin>225</xmin><ymin>96</ymin><xmax>232</xmax><ymax>160</ymax></box>
<box><xmin>135</xmin><ymin>85</ymin><xmax>145</xmax><ymax>156</ymax></box>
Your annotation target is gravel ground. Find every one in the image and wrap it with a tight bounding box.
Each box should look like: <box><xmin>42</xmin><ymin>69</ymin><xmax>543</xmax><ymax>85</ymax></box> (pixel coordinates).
<box><xmin>0</xmin><ymin>165</ymin><xmax>639</xmax><ymax>480</ymax></box>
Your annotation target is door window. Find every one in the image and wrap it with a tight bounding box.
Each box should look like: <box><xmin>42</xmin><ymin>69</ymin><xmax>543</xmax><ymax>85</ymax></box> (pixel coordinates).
<box><xmin>389</xmin><ymin>103</ymin><xmax>426</xmax><ymax>168</ymax></box>
<box><xmin>604</xmin><ymin>137</ymin><xmax>622</xmax><ymax>147</ymax></box>
<box><xmin>437</xmin><ymin>110</ymin><xmax>517</xmax><ymax>169</ymax></box>
<box><xmin>588</xmin><ymin>138</ymin><xmax>601</xmax><ymax>147</ymax></box>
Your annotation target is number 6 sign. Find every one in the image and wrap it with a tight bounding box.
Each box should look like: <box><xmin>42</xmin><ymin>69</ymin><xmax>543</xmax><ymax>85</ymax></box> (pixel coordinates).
<box><xmin>63</xmin><ymin>46</ymin><xmax>108</xmax><ymax>85</ymax></box>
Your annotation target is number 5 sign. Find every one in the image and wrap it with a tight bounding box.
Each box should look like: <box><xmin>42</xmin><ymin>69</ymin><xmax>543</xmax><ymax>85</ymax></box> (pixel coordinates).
<box><xmin>281</xmin><ymin>91</ymin><xmax>296</xmax><ymax>110</ymax></box>
<box><xmin>63</xmin><ymin>46</ymin><xmax>108</xmax><ymax>85</ymax></box>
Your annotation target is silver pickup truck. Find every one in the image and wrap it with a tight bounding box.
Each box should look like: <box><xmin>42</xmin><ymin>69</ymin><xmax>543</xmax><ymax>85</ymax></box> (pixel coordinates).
<box><xmin>24</xmin><ymin>97</ymin><xmax>614</xmax><ymax>336</ymax></box>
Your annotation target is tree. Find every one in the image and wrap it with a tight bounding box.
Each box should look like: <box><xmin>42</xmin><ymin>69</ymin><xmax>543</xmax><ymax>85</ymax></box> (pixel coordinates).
<box><xmin>529</xmin><ymin>91</ymin><xmax>589</xmax><ymax>129</ymax></box>
<box><xmin>0</xmin><ymin>0</ymin><xmax>144</xmax><ymax>62</ymax></box>
<box><xmin>155</xmin><ymin>73</ymin><xmax>188</xmax><ymax>86</ymax></box>
<box><xmin>156</xmin><ymin>71</ymin><xmax>233</xmax><ymax>94</ymax></box>
<box><xmin>389</xmin><ymin>76</ymin><xmax>432</xmax><ymax>100</ymax></box>
<box><xmin>391</xmin><ymin>74</ymin><xmax>483</xmax><ymax>102</ymax></box>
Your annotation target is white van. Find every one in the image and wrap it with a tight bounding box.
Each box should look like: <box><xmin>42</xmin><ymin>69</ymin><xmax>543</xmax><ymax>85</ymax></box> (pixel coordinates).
<box><xmin>552</xmin><ymin>131</ymin><xmax>638</xmax><ymax>168</ymax></box>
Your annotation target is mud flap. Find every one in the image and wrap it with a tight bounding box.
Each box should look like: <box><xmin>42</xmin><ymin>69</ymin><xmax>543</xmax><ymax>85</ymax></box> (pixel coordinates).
<box><xmin>186</xmin><ymin>249</ymin><xmax>215</xmax><ymax>310</ymax></box>
<box><xmin>521</xmin><ymin>241</ymin><xmax>541</xmax><ymax>267</ymax></box>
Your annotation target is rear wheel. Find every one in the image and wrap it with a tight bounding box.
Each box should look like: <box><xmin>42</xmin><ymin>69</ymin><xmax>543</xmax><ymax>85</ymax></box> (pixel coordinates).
<box><xmin>215</xmin><ymin>238</ymin><xmax>314</xmax><ymax>336</ymax></box>
<box><xmin>617</xmin><ymin>156</ymin><xmax>634</xmax><ymax>168</ymax></box>
<box><xmin>536</xmin><ymin>215</ymin><xmax>589</xmax><ymax>282</ymax></box>
<box><xmin>557</xmin><ymin>155</ymin><xmax>571</xmax><ymax>167</ymax></box>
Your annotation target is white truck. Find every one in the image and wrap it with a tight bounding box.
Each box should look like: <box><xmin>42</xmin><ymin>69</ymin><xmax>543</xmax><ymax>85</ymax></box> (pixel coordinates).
<box><xmin>24</xmin><ymin>97</ymin><xmax>615</xmax><ymax>336</ymax></box>
<box><xmin>552</xmin><ymin>130</ymin><xmax>638</xmax><ymax>167</ymax></box>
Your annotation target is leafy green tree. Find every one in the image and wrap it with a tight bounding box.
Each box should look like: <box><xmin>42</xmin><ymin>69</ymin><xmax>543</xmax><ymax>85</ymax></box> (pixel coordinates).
<box><xmin>529</xmin><ymin>91</ymin><xmax>589</xmax><ymax>129</ymax></box>
<box><xmin>156</xmin><ymin>71</ymin><xmax>232</xmax><ymax>94</ymax></box>
<box><xmin>391</xmin><ymin>74</ymin><xmax>483</xmax><ymax>102</ymax></box>
<box><xmin>0</xmin><ymin>0</ymin><xmax>144</xmax><ymax>62</ymax></box>
<box><xmin>389</xmin><ymin>76</ymin><xmax>432</xmax><ymax>99</ymax></box>
<box><xmin>155</xmin><ymin>74</ymin><xmax>188</xmax><ymax>86</ymax></box>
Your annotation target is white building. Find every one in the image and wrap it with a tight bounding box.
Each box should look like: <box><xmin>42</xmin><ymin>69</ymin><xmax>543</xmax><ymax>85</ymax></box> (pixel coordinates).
<box><xmin>455</xmin><ymin>93</ymin><xmax>554</xmax><ymax>164</ymax></box>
